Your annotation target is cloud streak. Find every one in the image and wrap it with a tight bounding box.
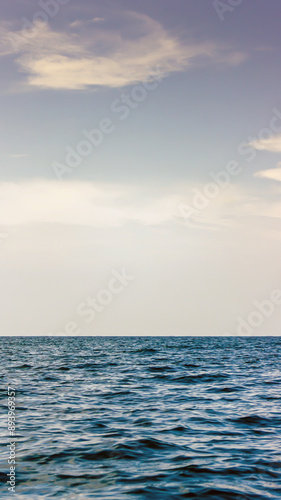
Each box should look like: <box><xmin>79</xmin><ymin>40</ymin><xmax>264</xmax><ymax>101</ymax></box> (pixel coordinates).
<box><xmin>1</xmin><ymin>153</ymin><xmax>29</xmax><ymax>158</ymax></box>
<box><xmin>0</xmin><ymin>180</ymin><xmax>271</xmax><ymax>231</ymax></box>
<box><xmin>0</xmin><ymin>181</ymin><xmax>180</xmax><ymax>227</ymax></box>
<box><xmin>255</xmin><ymin>167</ymin><xmax>281</xmax><ymax>182</ymax></box>
<box><xmin>249</xmin><ymin>133</ymin><xmax>281</xmax><ymax>153</ymax></box>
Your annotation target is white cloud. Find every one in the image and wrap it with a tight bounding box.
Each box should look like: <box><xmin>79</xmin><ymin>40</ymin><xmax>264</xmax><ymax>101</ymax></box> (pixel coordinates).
<box><xmin>0</xmin><ymin>181</ymin><xmax>182</xmax><ymax>228</ymax></box>
<box><xmin>1</xmin><ymin>153</ymin><xmax>28</xmax><ymax>158</ymax></box>
<box><xmin>0</xmin><ymin>180</ymin><xmax>261</xmax><ymax>231</ymax></box>
<box><xmin>0</xmin><ymin>12</ymin><xmax>246</xmax><ymax>90</ymax></box>
<box><xmin>70</xmin><ymin>17</ymin><xmax>105</xmax><ymax>28</ymax></box>
<box><xmin>69</xmin><ymin>20</ymin><xmax>83</xmax><ymax>28</ymax></box>
<box><xmin>255</xmin><ymin>167</ymin><xmax>281</xmax><ymax>182</ymax></box>
<box><xmin>249</xmin><ymin>133</ymin><xmax>281</xmax><ymax>152</ymax></box>
<box><xmin>91</xmin><ymin>17</ymin><xmax>105</xmax><ymax>23</ymax></box>
<box><xmin>0</xmin><ymin>23</ymin><xmax>20</xmax><ymax>56</ymax></box>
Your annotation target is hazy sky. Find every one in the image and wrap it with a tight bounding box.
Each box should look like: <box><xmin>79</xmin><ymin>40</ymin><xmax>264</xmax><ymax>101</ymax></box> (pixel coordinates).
<box><xmin>1</xmin><ymin>0</ymin><xmax>281</xmax><ymax>336</ymax></box>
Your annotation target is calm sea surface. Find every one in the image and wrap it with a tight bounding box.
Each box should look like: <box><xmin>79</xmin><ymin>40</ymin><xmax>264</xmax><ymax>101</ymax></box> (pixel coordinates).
<box><xmin>1</xmin><ymin>336</ymin><xmax>281</xmax><ymax>499</ymax></box>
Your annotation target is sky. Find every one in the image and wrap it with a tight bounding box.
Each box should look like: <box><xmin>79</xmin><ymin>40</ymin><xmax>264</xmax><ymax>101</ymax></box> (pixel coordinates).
<box><xmin>1</xmin><ymin>0</ymin><xmax>281</xmax><ymax>336</ymax></box>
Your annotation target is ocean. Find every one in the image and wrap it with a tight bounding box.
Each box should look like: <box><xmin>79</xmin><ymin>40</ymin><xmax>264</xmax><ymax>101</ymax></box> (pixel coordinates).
<box><xmin>1</xmin><ymin>336</ymin><xmax>281</xmax><ymax>499</ymax></box>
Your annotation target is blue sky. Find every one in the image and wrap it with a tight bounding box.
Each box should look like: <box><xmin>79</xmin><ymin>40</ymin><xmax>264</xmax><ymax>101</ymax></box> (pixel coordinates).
<box><xmin>1</xmin><ymin>0</ymin><xmax>281</xmax><ymax>336</ymax></box>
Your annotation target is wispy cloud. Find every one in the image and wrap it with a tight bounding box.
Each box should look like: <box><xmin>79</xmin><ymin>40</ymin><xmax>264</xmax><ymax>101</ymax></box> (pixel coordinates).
<box><xmin>0</xmin><ymin>181</ymin><xmax>177</xmax><ymax>227</ymax></box>
<box><xmin>0</xmin><ymin>180</ymin><xmax>264</xmax><ymax>231</ymax></box>
<box><xmin>255</xmin><ymin>167</ymin><xmax>281</xmax><ymax>182</ymax></box>
<box><xmin>91</xmin><ymin>17</ymin><xmax>105</xmax><ymax>23</ymax></box>
<box><xmin>249</xmin><ymin>133</ymin><xmax>281</xmax><ymax>153</ymax></box>
<box><xmin>0</xmin><ymin>12</ymin><xmax>247</xmax><ymax>91</ymax></box>
<box><xmin>1</xmin><ymin>153</ymin><xmax>29</xmax><ymax>158</ymax></box>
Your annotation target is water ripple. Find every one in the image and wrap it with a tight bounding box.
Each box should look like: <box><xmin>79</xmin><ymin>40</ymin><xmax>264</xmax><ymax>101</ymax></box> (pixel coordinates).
<box><xmin>1</xmin><ymin>336</ymin><xmax>281</xmax><ymax>499</ymax></box>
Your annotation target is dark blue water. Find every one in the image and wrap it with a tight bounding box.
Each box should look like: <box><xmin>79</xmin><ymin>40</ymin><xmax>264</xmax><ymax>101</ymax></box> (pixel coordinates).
<box><xmin>1</xmin><ymin>337</ymin><xmax>281</xmax><ymax>499</ymax></box>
